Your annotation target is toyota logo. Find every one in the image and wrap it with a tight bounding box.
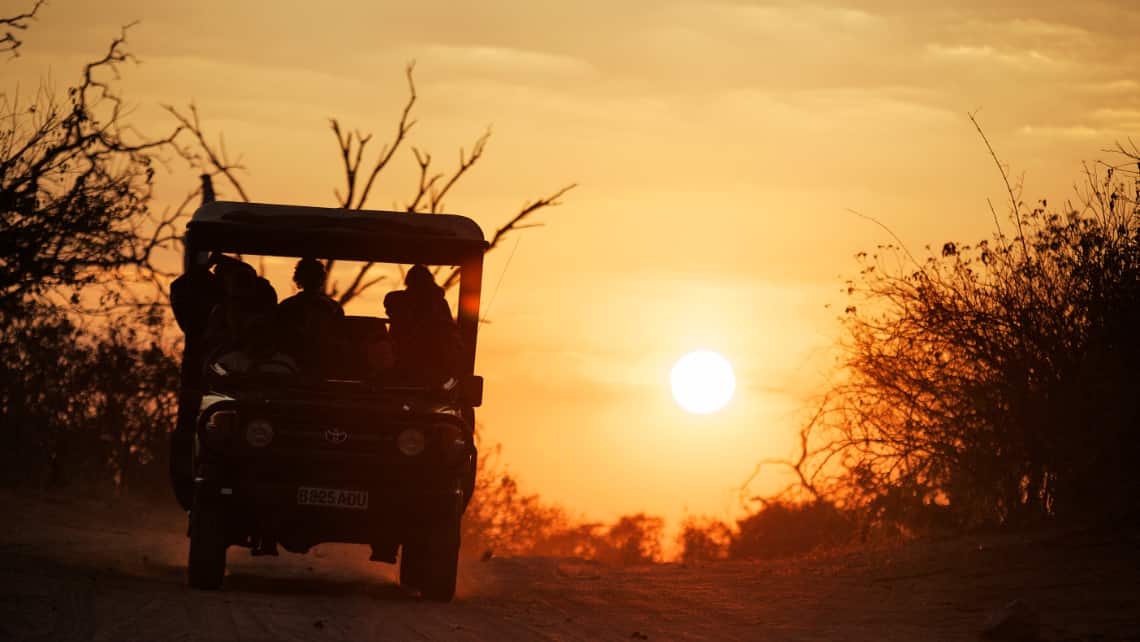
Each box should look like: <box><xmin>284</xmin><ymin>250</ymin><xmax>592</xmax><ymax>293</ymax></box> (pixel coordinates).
<box><xmin>324</xmin><ymin>428</ymin><xmax>348</xmax><ymax>445</ymax></box>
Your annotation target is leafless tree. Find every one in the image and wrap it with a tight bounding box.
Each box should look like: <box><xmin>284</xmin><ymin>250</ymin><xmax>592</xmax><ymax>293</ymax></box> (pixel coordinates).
<box><xmin>167</xmin><ymin>62</ymin><xmax>576</xmax><ymax>305</ymax></box>
<box><xmin>1</xmin><ymin>24</ymin><xmax>184</xmax><ymax>315</ymax></box>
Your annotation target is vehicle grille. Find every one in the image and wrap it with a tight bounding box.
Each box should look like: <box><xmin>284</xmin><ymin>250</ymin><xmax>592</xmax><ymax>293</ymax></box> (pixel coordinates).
<box><xmin>226</xmin><ymin>404</ymin><xmax>466</xmax><ymax>487</ymax></box>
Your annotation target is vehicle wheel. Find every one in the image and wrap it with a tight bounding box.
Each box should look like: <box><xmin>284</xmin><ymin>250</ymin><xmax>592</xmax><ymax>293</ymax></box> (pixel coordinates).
<box><xmin>400</xmin><ymin>511</ymin><xmax>461</xmax><ymax>602</ymax></box>
<box><xmin>187</xmin><ymin>489</ymin><xmax>227</xmax><ymax>590</ymax></box>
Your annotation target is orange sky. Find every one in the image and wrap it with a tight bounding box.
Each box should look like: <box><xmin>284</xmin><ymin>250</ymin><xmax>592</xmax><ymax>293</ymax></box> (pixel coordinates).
<box><xmin>8</xmin><ymin>0</ymin><xmax>1140</xmax><ymax>526</ymax></box>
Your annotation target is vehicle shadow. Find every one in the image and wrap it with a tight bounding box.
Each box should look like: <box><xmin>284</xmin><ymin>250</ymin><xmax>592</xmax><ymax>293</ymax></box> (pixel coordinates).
<box><xmin>129</xmin><ymin>555</ymin><xmax>414</xmax><ymax>601</ymax></box>
<box><xmin>0</xmin><ymin>545</ymin><xmax>412</xmax><ymax>600</ymax></box>
<box><xmin>222</xmin><ymin>571</ymin><xmax>412</xmax><ymax>600</ymax></box>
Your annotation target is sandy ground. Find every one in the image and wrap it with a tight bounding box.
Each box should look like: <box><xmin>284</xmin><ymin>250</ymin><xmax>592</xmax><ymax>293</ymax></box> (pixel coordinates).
<box><xmin>0</xmin><ymin>491</ymin><xmax>1138</xmax><ymax>641</ymax></box>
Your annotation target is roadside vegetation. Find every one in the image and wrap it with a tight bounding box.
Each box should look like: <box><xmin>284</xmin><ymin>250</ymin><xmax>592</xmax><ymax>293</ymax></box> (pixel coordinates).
<box><xmin>764</xmin><ymin>136</ymin><xmax>1140</xmax><ymax>534</ymax></box>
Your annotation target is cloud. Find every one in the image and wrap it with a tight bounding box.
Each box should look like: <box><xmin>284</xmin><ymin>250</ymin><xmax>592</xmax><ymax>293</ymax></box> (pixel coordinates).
<box><xmin>1090</xmin><ymin>108</ymin><xmax>1140</xmax><ymax>122</ymax></box>
<box><xmin>412</xmin><ymin>44</ymin><xmax>596</xmax><ymax>80</ymax></box>
<box><xmin>925</xmin><ymin>43</ymin><xmax>1064</xmax><ymax>71</ymax></box>
<box><xmin>1080</xmin><ymin>79</ymin><xmax>1140</xmax><ymax>95</ymax></box>
<box><xmin>1018</xmin><ymin>124</ymin><xmax>1105</xmax><ymax>139</ymax></box>
<box><xmin>1003</xmin><ymin>17</ymin><xmax>1090</xmax><ymax>39</ymax></box>
<box><xmin>1017</xmin><ymin>107</ymin><xmax>1140</xmax><ymax>140</ymax></box>
<box><xmin>711</xmin><ymin>85</ymin><xmax>954</xmax><ymax>136</ymax></box>
<box><xmin>689</xmin><ymin>2</ymin><xmax>886</xmax><ymax>33</ymax></box>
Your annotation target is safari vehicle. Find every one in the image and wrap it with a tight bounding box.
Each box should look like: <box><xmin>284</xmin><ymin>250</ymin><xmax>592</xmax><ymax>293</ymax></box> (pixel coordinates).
<box><xmin>171</xmin><ymin>200</ymin><xmax>485</xmax><ymax>601</ymax></box>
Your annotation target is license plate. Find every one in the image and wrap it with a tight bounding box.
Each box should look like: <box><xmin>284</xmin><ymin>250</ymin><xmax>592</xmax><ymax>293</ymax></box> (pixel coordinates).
<box><xmin>297</xmin><ymin>487</ymin><xmax>369</xmax><ymax>510</ymax></box>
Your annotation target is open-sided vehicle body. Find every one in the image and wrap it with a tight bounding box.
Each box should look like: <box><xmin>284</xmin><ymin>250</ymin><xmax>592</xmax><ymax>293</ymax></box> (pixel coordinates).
<box><xmin>171</xmin><ymin>201</ymin><xmax>485</xmax><ymax>600</ymax></box>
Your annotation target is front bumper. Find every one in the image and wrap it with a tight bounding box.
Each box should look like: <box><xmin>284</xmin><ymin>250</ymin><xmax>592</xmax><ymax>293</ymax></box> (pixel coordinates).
<box><xmin>195</xmin><ymin>468</ymin><xmax>466</xmax><ymax>548</ymax></box>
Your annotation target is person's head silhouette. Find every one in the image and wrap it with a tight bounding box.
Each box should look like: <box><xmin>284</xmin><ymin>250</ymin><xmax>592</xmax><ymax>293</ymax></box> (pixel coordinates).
<box><xmin>405</xmin><ymin>264</ymin><xmax>436</xmax><ymax>291</ymax></box>
<box><xmin>293</xmin><ymin>258</ymin><xmax>326</xmax><ymax>293</ymax></box>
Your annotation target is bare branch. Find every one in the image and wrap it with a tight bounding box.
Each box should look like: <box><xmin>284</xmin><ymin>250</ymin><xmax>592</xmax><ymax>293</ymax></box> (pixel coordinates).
<box><xmin>439</xmin><ymin>183</ymin><xmax>577</xmax><ymax>290</ymax></box>
<box><xmin>488</xmin><ymin>184</ymin><xmax>577</xmax><ymax>252</ymax></box>
<box><xmin>969</xmin><ymin>112</ymin><xmax>1028</xmax><ymax>258</ymax></box>
<box><xmin>351</xmin><ymin>61</ymin><xmax>418</xmax><ymax>210</ymax></box>
<box><xmin>428</xmin><ymin>128</ymin><xmax>491</xmax><ymax>213</ymax></box>
<box><xmin>405</xmin><ymin>146</ymin><xmax>442</xmax><ymax>212</ymax></box>
<box><xmin>0</xmin><ymin>0</ymin><xmax>44</xmax><ymax>58</ymax></box>
<box><xmin>336</xmin><ymin>260</ymin><xmax>375</xmax><ymax>305</ymax></box>
<box><xmin>1</xmin><ymin>24</ymin><xmax>183</xmax><ymax>311</ymax></box>
<box><xmin>846</xmin><ymin>208</ymin><xmax>919</xmax><ymax>270</ymax></box>
<box><xmin>163</xmin><ymin>103</ymin><xmax>250</xmax><ymax>202</ymax></box>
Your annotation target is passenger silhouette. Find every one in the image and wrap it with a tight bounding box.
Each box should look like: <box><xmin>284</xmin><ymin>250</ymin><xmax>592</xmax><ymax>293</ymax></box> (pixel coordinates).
<box><xmin>203</xmin><ymin>258</ymin><xmax>278</xmax><ymax>365</ymax></box>
<box><xmin>171</xmin><ymin>255</ymin><xmax>278</xmax><ymax>504</ymax></box>
<box><xmin>385</xmin><ymin>265</ymin><xmax>461</xmax><ymax>384</ymax></box>
<box><xmin>169</xmin><ymin>253</ymin><xmax>225</xmax><ymax>509</ymax></box>
<box><xmin>276</xmin><ymin>258</ymin><xmax>344</xmax><ymax>370</ymax></box>
<box><xmin>171</xmin><ymin>254</ymin><xmax>224</xmax><ymax>353</ymax></box>
<box><xmin>405</xmin><ymin>264</ymin><xmax>454</xmax><ymax>324</ymax></box>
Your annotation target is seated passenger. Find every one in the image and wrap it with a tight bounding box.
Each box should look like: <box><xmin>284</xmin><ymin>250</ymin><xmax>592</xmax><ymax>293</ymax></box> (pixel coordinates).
<box><xmin>337</xmin><ymin>315</ymin><xmax>395</xmax><ymax>379</ymax></box>
<box><xmin>276</xmin><ymin>258</ymin><xmax>344</xmax><ymax>370</ymax></box>
<box><xmin>170</xmin><ymin>254</ymin><xmax>224</xmax><ymax>359</ymax></box>
<box><xmin>384</xmin><ymin>265</ymin><xmax>462</xmax><ymax>384</ymax></box>
<box><xmin>202</xmin><ymin>259</ymin><xmax>281</xmax><ymax>371</ymax></box>
<box><xmin>403</xmin><ymin>264</ymin><xmax>453</xmax><ymax>325</ymax></box>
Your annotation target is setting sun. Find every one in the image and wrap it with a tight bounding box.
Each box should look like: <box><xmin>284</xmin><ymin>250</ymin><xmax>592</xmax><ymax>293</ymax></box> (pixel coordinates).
<box><xmin>670</xmin><ymin>351</ymin><xmax>736</xmax><ymax>415</ymax></box>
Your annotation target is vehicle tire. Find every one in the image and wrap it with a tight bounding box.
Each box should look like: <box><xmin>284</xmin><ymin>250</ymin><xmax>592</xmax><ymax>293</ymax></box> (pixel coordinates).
<box><xmin>400</xmin><ymin>510</ymin><xmax>461</xmax><ymax>602</ymax></box>
<box><xmin>187</xmin><ymin>489</ymin><xmax>227</xmax><ymax>590</ymax></box>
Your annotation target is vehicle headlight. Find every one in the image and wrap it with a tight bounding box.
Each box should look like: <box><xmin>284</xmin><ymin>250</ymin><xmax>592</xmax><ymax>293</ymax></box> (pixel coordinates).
<box><xmin>245</xmin><ymin>418</ymin><xmax>274</xmax><ymax>448</ymax></box>
<box><xmin>397</xmin><ymin>428</ymin><xmax>426</xmax><ymax>456</ymax></box>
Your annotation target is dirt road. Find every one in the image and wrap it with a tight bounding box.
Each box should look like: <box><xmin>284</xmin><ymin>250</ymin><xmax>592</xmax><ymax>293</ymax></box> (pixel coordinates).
<box><xmin>1</xmin><ymin>492</ymin><xmax>1137</xmax><ymax>641</ymax></box>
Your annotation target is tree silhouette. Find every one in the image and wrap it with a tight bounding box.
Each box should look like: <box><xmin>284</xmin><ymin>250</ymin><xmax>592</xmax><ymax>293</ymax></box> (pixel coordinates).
<box><xmin>763</xmin><ymin>129</ymin><xmax>1140</xmax><ymax>529</ymax></box>
<box><xmin>1</xmin><ymin>11</ymin><xmax>194</xmax><ymax>494</ymax></box>
<box><xmin>166</xmin><ymin>62</ymin><xmax>576</xmax><ymax>304</ymax></box>
<box><xmin>0</xmin><ymin>22</ymin><xmax>182</xmax><ymax>315</ymax></box>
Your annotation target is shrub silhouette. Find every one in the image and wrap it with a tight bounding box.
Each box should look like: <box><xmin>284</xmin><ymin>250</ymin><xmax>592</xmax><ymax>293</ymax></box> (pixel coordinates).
<box><xmin>777</xmin><ymin>141</ymin><xmax>1140</xmax><ymax>530</ymax></box>
<box><xmin>0</xmin><ymin>304</ymin><xmax>178</xmax><ymax>494</ymax></box>
<box><xmin>676</xmin><ymin>516</ymin><xmax>732</xmax><ymax>562</ymax></box>
<box><xmin>461</xmin><ymin>445</ymin><xmax>574</xmax><ymax>558</ymax></box>
<box><xmin>730</xmin><ymin>501</ymin><xmax>853</xmax><ymax>560</ymax></box>
<box><xmin>600</xmin><ymin>514</ymin><xmax>665</xmax><ymax>565</ymax></box>
<box><xmin>462</xmin><ymin>448</ymin><xmax>667</xmax><ymax>564</ymax></box>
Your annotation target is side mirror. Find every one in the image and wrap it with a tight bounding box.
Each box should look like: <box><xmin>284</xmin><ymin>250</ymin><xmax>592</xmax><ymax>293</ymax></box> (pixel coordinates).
<box><xmin>459</xmin><ymin>375</ymin><xmax>483</xmax><ymax>407</ymax></box>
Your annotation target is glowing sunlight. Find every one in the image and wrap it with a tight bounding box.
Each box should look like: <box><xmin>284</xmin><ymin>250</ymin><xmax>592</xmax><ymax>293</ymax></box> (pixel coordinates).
<box><xmin>669</xmin><ymin>350</ymin><xmax>737</xmax><ymax>415</ymax></box>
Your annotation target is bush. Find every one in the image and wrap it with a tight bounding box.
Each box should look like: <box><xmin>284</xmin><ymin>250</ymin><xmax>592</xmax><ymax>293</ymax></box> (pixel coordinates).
<box><xmin>784</xmin><ymin>150</ymin><xmax>1140</xmax><ymax>530</ymax></box>
<box><xmin>0</xmin><ymin>303</ymin><xmax>179</xmax><ymax>495</ymax></box>
<box><xmin>461</xmin><ymin>445</ymin><xmax>574</xmax><ymax>558</ymax></box>
<box><xmin>677</xmin><ymin>516</ymin><xmax>733</xmax><ymax>563</ymax></box>
<box><xmin>462</xmin><ymin>447</ymin><xmax>668</xmax><ymax>563</ymax></box>
<box><xmin>730</xmin><ymin>500</ymin><xmax>853</xmax><ymax>560</ymax></box>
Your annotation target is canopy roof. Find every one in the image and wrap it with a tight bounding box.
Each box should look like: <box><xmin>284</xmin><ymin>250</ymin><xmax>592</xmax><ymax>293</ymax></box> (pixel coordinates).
<box><xmin>186</xmin><ymin>201</ymin><xmax>487</xmax><ymax>265</ymax></box>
